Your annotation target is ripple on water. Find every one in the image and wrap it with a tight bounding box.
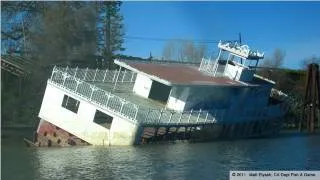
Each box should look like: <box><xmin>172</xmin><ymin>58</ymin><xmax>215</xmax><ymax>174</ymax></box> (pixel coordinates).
<box><xmin>2</xmin><ymin>133</ymin><xmax>320</xmax><ymax>180</ymax></box>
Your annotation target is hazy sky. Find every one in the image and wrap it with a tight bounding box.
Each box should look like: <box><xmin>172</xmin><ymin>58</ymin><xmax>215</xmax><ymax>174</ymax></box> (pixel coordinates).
<box><xmin>121</xmin><ymin>1</ymin><xmax>320</xmax><ymax>69</ymax></box>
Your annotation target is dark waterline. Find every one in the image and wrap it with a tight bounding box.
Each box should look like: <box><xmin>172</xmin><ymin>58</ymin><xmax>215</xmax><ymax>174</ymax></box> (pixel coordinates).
<box><xmin>2</xmin><ymin>128</ymin><xmax>320</xmax><ymax>180</ymax></box>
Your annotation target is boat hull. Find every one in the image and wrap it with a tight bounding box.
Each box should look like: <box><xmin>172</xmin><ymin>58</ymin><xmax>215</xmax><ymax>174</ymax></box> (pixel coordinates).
<box><xmin>29</xmin><ymin>117</ymin><xmax>281</xmax><ymax>147</ymax></box>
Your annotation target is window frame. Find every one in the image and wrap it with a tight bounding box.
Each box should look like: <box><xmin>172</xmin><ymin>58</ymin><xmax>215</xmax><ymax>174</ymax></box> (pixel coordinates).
<box><xmin>93</xmin><ymin>110</ymin><xmax>113</xmax><ymax>129</ymax></box>
<box><xmin>61</xmin><ymin>95</ymin><xmax>80</xmax><ymax>113</ymax></box>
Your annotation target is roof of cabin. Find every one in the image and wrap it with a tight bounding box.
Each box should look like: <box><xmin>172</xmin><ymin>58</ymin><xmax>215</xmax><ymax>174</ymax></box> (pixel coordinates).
<box><xmin>115</xmin><ymin>59</ymin><xmax>244</xmax><ymax>86</ymax></box>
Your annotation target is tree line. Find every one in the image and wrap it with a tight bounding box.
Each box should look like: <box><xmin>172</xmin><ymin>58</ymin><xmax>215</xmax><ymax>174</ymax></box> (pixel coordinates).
<box><xmin>257</xmin><ymin>49</ymin><xmax>319</xmax><ymax>127</ymax></box>
<box><xmin>1</xmin><ymin>1</ymin><xmax>319</xmax><ymax>127</ymax></box>
<box><xmin>1</xmin><ymin>1</ymin><xmax>125</xmax><ymax>127</ymax></box>
<box><xmin>1</xmin><ymin>1</ymin><xmax>125</xmax><ymax>68</ymax></box>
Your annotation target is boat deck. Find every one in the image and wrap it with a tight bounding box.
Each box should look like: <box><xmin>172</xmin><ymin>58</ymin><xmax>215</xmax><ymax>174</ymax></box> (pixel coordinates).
<box><xmin>93</xmin><ymin>82</ymin><xmax>166</xmax><ymax>110</ymax></box>
<box><xmin>93</xmin><ymin>82</ymin><xmax>219</xmax><ymax>126</ymax></box>
<box><xmin>50</xmin><ymin>67</ymin><xmax>223</xmax><ymax>126</ymax></box>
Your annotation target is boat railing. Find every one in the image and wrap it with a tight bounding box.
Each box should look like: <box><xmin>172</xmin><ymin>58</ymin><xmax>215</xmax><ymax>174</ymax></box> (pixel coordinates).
<box><xmin>139</xmin><ymin>108</ymin><xmax>227</xmax><ymax>126</ymax></box>
<box><xmin>55</xmin><ymin>66</ymin><xmax>137</xmax><ymax>83</ymax></box>
<box><xmin>50</xmin><ymin>66</ymin><xmax>224</xmax><ymax>126</ymax></box>
<box><xmin>50</xmin><ymin>66</ymin><xmax>140</xmax><ymax>122</ymax></box>
<box><xmin>49</xmin><ymin>66</ymin><xmax>272</xmax><ymax>126</ymax></box>
<box><xmin>198</xmin><ymin>58</ymin><xmax>219</xmax><ymax>76</ymax></box>
<box><xmin>218</xmin><ymin>41</ymin><xmax>264</xmax><ymax>60</ymax></box>
<box><xmin>50</xmin><ymin>66</ymin><xmax>218</xmax><ymax>125</ymax></box>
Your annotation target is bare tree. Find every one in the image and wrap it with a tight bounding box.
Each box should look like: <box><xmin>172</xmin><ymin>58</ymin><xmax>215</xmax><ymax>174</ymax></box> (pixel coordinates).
<box><xmin>259</xmin><ymin>48</ymin><xmax>286</xmax><ymax>89</ymax></box>
<box><xmin>195</xmin><ymin>44</ymin><xmax>207</xmax><ymax>62</ymax></box>
<box><xmin>262</xmin><ymin>48</ymin><xmax>286</xmax><ymax>68</ymax></box>
<box><xmin>162</xmin><ymin>40</ymin><xmax>207</xmax><ymax>62</ymax></box>
<box><xmin>162</xmin><ymin>40</ymin><xmax>176</xmax><ymax>60</ymax></box>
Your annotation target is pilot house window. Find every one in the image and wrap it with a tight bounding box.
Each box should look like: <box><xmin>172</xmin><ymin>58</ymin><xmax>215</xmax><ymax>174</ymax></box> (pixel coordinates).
<box><xmin>62</xmin><ymin>95</ymin><xmax>80</xmax><ymax>113</ymax></box>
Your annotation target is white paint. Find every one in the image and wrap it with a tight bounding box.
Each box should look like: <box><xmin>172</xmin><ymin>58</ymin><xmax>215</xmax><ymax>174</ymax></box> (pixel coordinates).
<box><xmin>38</xmin><ymin>82</ymin><xmax>138</xmax><ymax>146</ymax></box>
<box><xmin>167</xmin><ymin>96</ymin><xmax>186</xmax><ymax>112</ymax></box>
<box><xmin>166</xmin><ymin>86</ymin><xmax>190</xmax><ymax>111</ymax></box>
<box><xmin>222</xmin><ymin>63</ymin><xmax>256</xmax><ymax>82</ymax></box>
<box><xmin>133</xmin><ymin>73</ymin><xmax>153</xmax><ymax>98</ymax></box>
<box><xmin>114</xmin><ymin>59</ymin><xmax>172</xmax><ymax>85</ymax></box>
<box><xmin>225</xmin><ymin>64</ymin><xmax>243</xmax><ymax>80</ymax></box>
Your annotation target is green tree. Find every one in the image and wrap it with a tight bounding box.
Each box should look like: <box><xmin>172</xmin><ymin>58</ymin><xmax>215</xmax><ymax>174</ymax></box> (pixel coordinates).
<box><xmin>96</xmin><ymin>1</ymin><xmax>125</xmax><ymax>68</ymax></box>
<box><xmin>28</xmin><ymin>2</ymin><xmax>97</xmax><ymax>68</ymax></box>
<box><xmin>1</xmin><ymin>1</ymin><xmax>126</xmax><ymax>127</ymax></box>
<box><xmin>1</xmin><ymin>1</ymin><xmax>45</xmax><ymax>56</ymax></box>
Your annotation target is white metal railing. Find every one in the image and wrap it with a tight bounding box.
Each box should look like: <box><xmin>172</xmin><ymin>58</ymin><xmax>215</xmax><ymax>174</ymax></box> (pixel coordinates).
<box><xmin>49</xmin><ymin>66</ymin><xmax>272</xmax><ymax>126</ymax></box>
<box><xmin>50</xmin><ymin>66</ymin><xmax>139</xmax><ymax>122</ymax></box>
<box><xmin>138</xmin><ymin>108</ymin><xmax>222</xmax><ymax>125</ymax></box>
<box><xmin>137</xmin><ymin>106</ymin><xmax>272</xmax><ymax>125</ymax></box>
<box><xmin>199</xmin><ymin>58</ymin><xmax>219</xmax><ymax>76</ymax></box>
<box><xmin>218</xmin><ymin>41</ymin><xmax>264</xmax><ymax>59</ymax></box>
<box><xmin>50</xmin><ymin>66</ymin><xmax>222</xmax><ymax>126</ymax></box>
<box><xmin>55</xmin><ymin>66</ymin><xmax>136</xmax><ymax>83</ymax></box>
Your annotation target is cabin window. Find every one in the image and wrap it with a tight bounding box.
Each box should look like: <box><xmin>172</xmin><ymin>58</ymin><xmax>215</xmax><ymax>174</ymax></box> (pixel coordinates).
<box><xmin>148</xmin><ymin>81</ymin><xmax>171</xmax><ymax>103</ymax></box>
<box><xmin>93</xmin><ymin>110</ymin><xmax>113</xmax><ymax>129</ymax></box>
<box><xmin>62</xmin><ymin>95</ymin><xmax>80</xmax><ymax>113</ymax></box>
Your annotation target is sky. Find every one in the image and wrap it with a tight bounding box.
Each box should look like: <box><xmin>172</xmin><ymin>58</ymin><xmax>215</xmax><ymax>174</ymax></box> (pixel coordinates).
<box><xmin>120</xmin><ymin>1</ymin><xmax>320</xmax><ymax>70</ymax></box>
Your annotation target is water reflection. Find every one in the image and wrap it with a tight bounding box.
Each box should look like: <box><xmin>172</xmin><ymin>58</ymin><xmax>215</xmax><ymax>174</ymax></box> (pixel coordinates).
<box><xmin>2</xmin><ymin>131</ymin><xmax>320</xmax><ymax>180</ymax></box>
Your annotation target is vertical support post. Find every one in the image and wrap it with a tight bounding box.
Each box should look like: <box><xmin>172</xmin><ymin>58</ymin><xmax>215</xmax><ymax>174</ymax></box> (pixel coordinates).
<box><xmin>199</xmin><ymin>58</ymin><xmax>203</xmax><ymax>71</ymax></box>
<box><xmin>112</xmin><ymin>69</ymin><xmax>117</xmax><ymax>82</ymax></box>
<box><xmin>178</xmin><ymin>112</ymin><xmax>183</xmax><ymax>123</ymax></box>
<box><xmin>65</xmin><ymin>95</ymin><xmax>69</xmax><ymax>106</ymax></box>
<box><xmin>213</xmin><ymin>110</ymin><xmax>218</xmax><ymax>122</ymax></box>
<box><xmin>168</xmin><ymin>112</ymin><xmax>173</xmax><ymax>124</ymax></box>
<box><xmin>113</xmin><ymin>66</ymin><xmax>122</xmax><ymax>90</ymax></box>
<box><xmin>121</xmin><ymin>69</ymin><xmax>126</xmax><ymax>82</ymax></box>
<box><xmin>83</xmin><ymin>67</ymin><xmax>88</xmax><ymax>80</ymax></box>
<box><xmin>130</xmin><ymin>72</ymin><xmax>135</xmax><ymax>82</ymax></box>
<box><xmin>74</xmin><ymin>66</ymin><xmax>78</xmax><ymax>78</ymax></box>
<box><xmin>223</xmin><ymin>54</ymin><xmax>231</xmax><ymax>75</ymax></box>
<box><xmin>93</xmin><ymin>68</ymin><xmax>98</xmax><ymax>81</ymax></box>
<box><xmin>50</xmin><ymin>66</ymin><xmax>56</xmax><ymax>80</ymax></box>
<box><xmin>213</xmin><ymin>49</ymin><xmax>222</xmax><ymax>76</ymax></box>
<box><xmin>120</xmin><ymin>101</ymin><xmax>125</xmax><ymax>113</ymax></box>
<box><xmin>158</xmin><ymin>109</ymin><xmax>164</xmax><ymax>122</ymax></box>
<box><xmin>134</xmin><ymin>105</ymin><xmax>139</xmax><ymax>121</ymax></box>
<box><xmin>217</xmin><ymin>48</ymin><xmax>222</xmax><ymax>60</ymax></box>
<box><xmin>89</xmin><ymin>86</ymin><xmax>95</xmax><ymax>100</ymax></box>
<box><xmin>205</xmin><ymin>112</ymin><xmax>209</xmax><ymax>123</ymax></box>
<box><xmin>75</xmin><ymin>81</ymin><xmax>80</xmax><ymax>92</ymax></box>
<box><xmin>196</xmin><ymin>109</ymin><xmax>202</xmax><ymax>123</ymax></box>
<box><xmin>145</xmin><ymin>109</ymin><xmax>151</xmax><ymax>123</ymax></box>
<box><xmin>106</xmin><ymin>94</ymin><xmax>110</xmax><ymax>106</ymax></box>
<box><xmin>153</xmin><ymin>127</ymin><xmax>159</xmax><ymax>141</ymax></box>
<box><xmin>188</xmin><ymin>109</ymin><xmax>193</xmax><ymax>123</ymax></box>
<box><xmin>62</xmin><ymin>75</ymin><xmax>67</xmax><ymax>86</ymax></box>
<box><xmin>103</xmin><ymin>69</ymin><xmax>108</xmax><ymax>82</ymax></box>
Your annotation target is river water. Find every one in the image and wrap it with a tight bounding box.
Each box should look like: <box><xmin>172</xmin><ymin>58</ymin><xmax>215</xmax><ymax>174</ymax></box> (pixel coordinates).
<box><xmin>2</xmin><ymin>128</ymin><xmax>320</xmax><ymax>180</ymax></box>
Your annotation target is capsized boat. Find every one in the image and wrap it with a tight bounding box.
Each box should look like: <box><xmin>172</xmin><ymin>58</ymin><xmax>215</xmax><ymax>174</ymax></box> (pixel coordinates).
<box><xmin>28</xmin><ymin>41</ymin><xmax>288</xmax><ymax>147</ymax></box>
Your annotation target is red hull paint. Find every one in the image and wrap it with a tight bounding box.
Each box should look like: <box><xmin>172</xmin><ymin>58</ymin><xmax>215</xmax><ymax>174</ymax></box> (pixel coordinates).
<box><xmin>33</xmin><ymin>119</ymin><xmax>90</xmax><ymax>147</ymax></box>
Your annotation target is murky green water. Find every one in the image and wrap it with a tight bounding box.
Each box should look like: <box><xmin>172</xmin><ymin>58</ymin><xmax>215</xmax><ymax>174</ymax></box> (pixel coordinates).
<box><xmin>2</xmin><ymin>128</ymin><xmax>320</xmax><ymax>180</ymax></box>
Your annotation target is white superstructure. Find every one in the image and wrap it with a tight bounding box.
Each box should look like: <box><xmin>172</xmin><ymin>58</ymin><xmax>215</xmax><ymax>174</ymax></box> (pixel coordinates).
<box><xmin>33</xmin><ymin>41</ymin><xmax>288</xmax><ymax>147</ymax></box>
